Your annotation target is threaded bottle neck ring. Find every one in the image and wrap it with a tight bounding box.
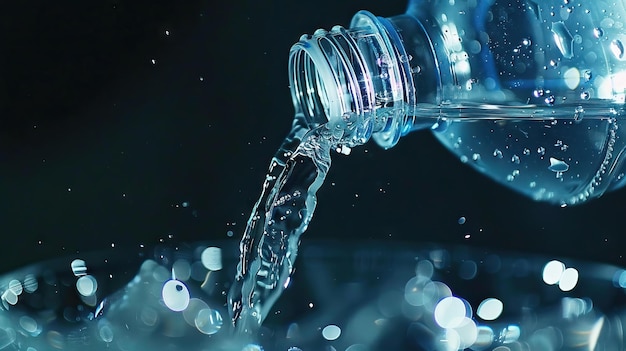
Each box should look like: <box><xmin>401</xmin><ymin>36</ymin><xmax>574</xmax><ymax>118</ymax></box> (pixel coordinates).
<box><xmin>288</xmin><ymin>11</ymin><xmax>417</xmax><ymax>149</ymax></box>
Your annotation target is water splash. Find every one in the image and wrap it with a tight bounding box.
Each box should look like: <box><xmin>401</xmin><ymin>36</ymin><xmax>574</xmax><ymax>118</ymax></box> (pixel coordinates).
<box><xmin>228</xmin><ymin>115</ymin><xmax>338</xmax><ymax>334</ymax></box>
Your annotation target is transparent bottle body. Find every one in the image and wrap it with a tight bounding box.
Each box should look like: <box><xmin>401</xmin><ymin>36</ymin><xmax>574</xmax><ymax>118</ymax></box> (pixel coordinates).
<box><xmin>289</xmin><ymin>0</ymin><xmax>626</xmax><ymax>205</ymax></box>
<box><xmin>401</xmin><ymin>0</ymin><xmax>626</xmax><ymax>204</ymax></box>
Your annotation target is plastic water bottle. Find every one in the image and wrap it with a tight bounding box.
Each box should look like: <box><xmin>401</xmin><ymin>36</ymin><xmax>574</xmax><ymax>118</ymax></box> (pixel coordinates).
<box><xmin>289</xmin><ymin>0</ymin><xmax>626</xmax><ymax>206</ymax></box>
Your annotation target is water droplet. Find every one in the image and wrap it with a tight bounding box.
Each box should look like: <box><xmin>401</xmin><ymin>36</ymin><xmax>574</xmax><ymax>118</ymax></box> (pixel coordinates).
<box><xmin>506</xmin><ymin>174</ymin><xmax>515</xmax><ymax>182</ymax></box>
<box><xmin>610</xmin><ymin>39</ymin><xmax>625</xmax><ymax>59</ymax></box>
<box><xmin>573</xmin><ymin>34</ymin><xmax>582</xmax><ymax>44</ymax></box>
<box><xmin>71</xmin><ymin>259</ymin><xmax>88</xmax><ymax>277</ymax></box>
<box><xmin>522</xmin><ymin>38</ymin><xmax>532</xmax><ymax>47</ymax></box>
<box><xmin>472</xmin><ymin>153</ymin><xmax>481</xmax><ymax>161</ymax></box>
<box><xmin>552</xmin><ymin>21</ymin><xmax>574</xmax><ymax>58</ymax></box>
<box><xmin>549</xmin><ymin>59</ymin><xmax>558</xmax><ymax>67</ymax></box>
<box><xmin>523</xmin><ymin>148</ymin><xmax>531</xmax><ymax>155</ymax></box>
<box><xmin>511</xmin><ymin>155</ymin><xmax>520</xmax><ymax>164</ymax></box>
<box><xmin>529</xmin><ymin>181</ymin><xmax>537</xmax><ymax>188</ymax></box>
<box><xmin>460</xmin><ymin>155</ymin><xmax>468</xmax><ymax>163</ymax></box>
<box><xmin>533</xmin><ymin>89</ymin><xmax>545</xmax><ymax>98</ymax></box>
<box><xmin>548</xmin><ymin>157</ymin><xmax>570</xmax><ymax>172</ymax></box>
<box><xmin>593</xmin><ymin>27</ymin><xmax>604</xmax><ymax>39</ymax></box>
<box><xmin>493</xmin><ymin>149</ymin><xmax>503</xmax><ymax>158</ymax></box>
<box><xmin>322</xmin><ymin>325</ymin><xmax>342</xmax><ymax>341</ymax></box>
<box><xmin>458</xmin><ymin>217</ymin><xmax>466</xmax><ymax>225</ymax></box>
<box><xmin>583</xmin><ymin>70</ymin><xmax>593</xmax><ymax>81</ymax></box>
<box><xmin>162</xmin><ymin>279</ymin><xmax>190</xmax><ymax>312</ymax></box>
<box><xmin>195</xmin><ymin>308</ymin><xmax>223</xmax><ymax>335</ymax></box>
<box><xmin>580</xmin><ymin>91</ymin><xmax>590</xmax><ymax>100</ymax></box>
<box><xmin>545</xmin><ymin>95</ymin><xmax>556</xmax><ymax>105</ymax></box>
<box><xmin>201</xmin><ymin>247</ymin><xmax>223</xmax><ymax>271</ymax></box>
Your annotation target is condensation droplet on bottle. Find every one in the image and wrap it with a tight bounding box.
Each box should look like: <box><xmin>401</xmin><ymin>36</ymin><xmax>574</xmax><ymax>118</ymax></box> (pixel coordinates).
<box><xmin>551</xmin><ymin>21</ymin><xmax>574</xmax><ymax>59</ymax></box>
<box><xmin>506</xmin><ymin>174</ymin><xmax>515</xmax><ymax>182</ymax></box>
<box><xmin>583</xmin><ymin>70</ymin><xmax>592</xmax><ymax>81</ymax></box>
<box><xmin>533</xmin><ymin>89</ymin><xmax>545</xmax><ymax>98</ymax></box>
<box><xmin>522</xmin><ymin>38</ymin><xmax>532</xmax><ymax>47</ymax></box>
<box><xmin>545</xmin><ymin>95</ymin><xmax>556</xmax><ymax>106</ymax></box>
<box><xmin>460</xmin><ymin>155</ymin><xmax>469</xmax><ymax>163</ymax></box>
<box><xmin>593</xmin><ymin>27</ymin><xmax>604</xmax><ymax>39</ymax></box>
<box><xmin>573</xmin><ymin>34</ymin><xmax>582</xmax><ymax>44</ymax></box>
<box><xmin>529</xmin><ymin>181</ymin><xmax>537</xmax><ymax>188</ymax></box>
<box><xmin>493</xmin><ymin>149</ymin><xmax>503</xmax><ymax>159</ymax></box>
<box><xmin>412</xmin><ymin>66</ymin><xmax>422</xmax><ymax>74</ymax></box>
<box><xmin>523</xmin><ymin>148</ymin><xmax>531</xmax><ymax>155</ymax></box>
<box><xmin>472</xmin><ymin>153</ymin><xmax>481</xmax><ymax>161</ymax></box>
<box><xmin>511</xmin><ymin>155</ymin><xmax>520</xmax><ymax>164</ymax></box>
<box><xmin>580</xmin><ymin>91</ymin><xmax>590</xmax><ymax>100</ymax></box>
<box><xmin>610</xmin><ymin>39</ymin><xmax>625</xmax><ymax>59</ymax></box>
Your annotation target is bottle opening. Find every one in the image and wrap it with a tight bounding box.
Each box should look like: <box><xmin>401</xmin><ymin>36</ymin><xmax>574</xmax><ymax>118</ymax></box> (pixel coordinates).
<box><xmin>288</xmin><ymin>12</ymin><xmax>418</xmax><ymax>149</ymax></box>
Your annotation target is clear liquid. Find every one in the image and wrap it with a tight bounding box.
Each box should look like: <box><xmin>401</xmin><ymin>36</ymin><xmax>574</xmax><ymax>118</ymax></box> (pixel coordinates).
<box><xmin>431</xmin><ymin>102</ymin><xmax>626</xmax><ymax>205</ymax></box>
<box><xmin>228</xmin><ymin>114</ymin><xmax>337</xmax><ymax>335</ymax></box>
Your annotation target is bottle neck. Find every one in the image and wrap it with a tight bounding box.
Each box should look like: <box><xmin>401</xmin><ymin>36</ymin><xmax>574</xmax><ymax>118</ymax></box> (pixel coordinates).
<box><xmin>288</xmin><ymin>11</ymin><xmax>436</xmax><ymax>149</ymax></box>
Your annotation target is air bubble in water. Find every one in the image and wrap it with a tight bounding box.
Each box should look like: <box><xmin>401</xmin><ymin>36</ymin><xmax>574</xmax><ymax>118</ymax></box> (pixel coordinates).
<box><xmin>574</xmin><ymin>106</ymin><xmax>585</xmax><ymax>121</ymax></box>
<box><xmin>610</xmin><ymin>39</ymin><xmax>625</xmax><ymax>59</ymax></box>
<box><xmin>548</xmin><ymin>157</ymin><xmax>570</xmax><ymax>172</ymax></box>
<box><xmin>551</xmin><ymin>22</ymin><xmax>574</xmax><ymax>58</ymax></box>
<box><xmin>537</xmin><ymin>147</ymin><xmax>546</xmax><ymax>155</ymax></box>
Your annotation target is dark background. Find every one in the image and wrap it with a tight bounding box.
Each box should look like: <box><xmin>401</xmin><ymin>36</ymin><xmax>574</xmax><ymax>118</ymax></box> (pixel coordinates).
<box><xmin>0</xmin><ymin>0</ymin><xmax>624</xmax><ymax>274</ymax></box>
